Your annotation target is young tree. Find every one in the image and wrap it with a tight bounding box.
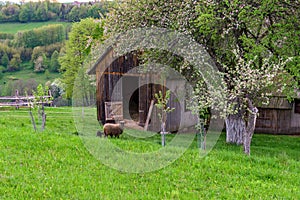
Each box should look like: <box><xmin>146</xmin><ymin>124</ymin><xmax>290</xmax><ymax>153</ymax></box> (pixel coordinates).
<box><xmin>29</xmin><ymin>84</ymin><xmax>52</xmax><ymax>131</ymax></box>
<box><xmin>154</xmin><ymin>90</ymin><xmax>175</xmax><ymax>146</ymax></box>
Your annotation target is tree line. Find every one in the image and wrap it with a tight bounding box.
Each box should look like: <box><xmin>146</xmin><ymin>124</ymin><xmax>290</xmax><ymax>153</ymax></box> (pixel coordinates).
<box><xmin>0</xmin><ymin>24</ymin><xmax>67</xmax><ymax>72</ymax></box>
<box><xmin>0</xmin><ymin>0</ymin><xmax>110</xmax><ymax>23</ymax></box>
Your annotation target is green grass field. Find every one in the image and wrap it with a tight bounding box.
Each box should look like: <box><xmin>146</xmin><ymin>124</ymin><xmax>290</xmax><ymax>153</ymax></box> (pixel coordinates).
<box><xmin>0</xmin><ymin>21</ymin><xmax>71</xmax><ymax>34</ymax></box>
<box><xmin>0</xmin><ymin>107</ymin><xmax>299</xmax><ymax>199</ymax></box>
<box><xmin>2</xmin><ymin>68</ymin><xmax>61</xmax><ymax>85</ymax></box>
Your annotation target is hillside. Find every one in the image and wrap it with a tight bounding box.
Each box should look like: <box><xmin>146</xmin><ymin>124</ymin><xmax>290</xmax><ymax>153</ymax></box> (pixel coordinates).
<box><xmin>0</xmin><ymin>21</ymin><xmax>71</xmax><ymax>34</ymax></box>
<box><xmin>0</xmin><ymin>22</ymin><xmax>70</xmax><ymax>97</ymax></box>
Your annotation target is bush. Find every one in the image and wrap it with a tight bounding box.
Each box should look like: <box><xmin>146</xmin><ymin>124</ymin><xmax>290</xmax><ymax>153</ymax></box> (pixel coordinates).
<box><xmin>0</xmin><ymin>32</ymin><xmax>14</xmax><ymax>40</ymax></box>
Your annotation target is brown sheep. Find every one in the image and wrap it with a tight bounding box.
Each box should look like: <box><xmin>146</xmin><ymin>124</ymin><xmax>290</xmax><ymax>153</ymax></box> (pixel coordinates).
<box><xmin>103</xmin><ymin>121</ymin><xmax>124</xmax><ymax>138</ymax></box>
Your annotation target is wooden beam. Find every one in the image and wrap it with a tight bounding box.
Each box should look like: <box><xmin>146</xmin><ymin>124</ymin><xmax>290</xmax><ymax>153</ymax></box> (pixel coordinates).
<box><xmin>144</xmin><ymin>100</ymin><xmax>154</xmax><ymax>131</ymax></box>
<box><xmin>102</xmin><ymin>71</ymin><xmax>142</xmax><ymax>77</ymax></box>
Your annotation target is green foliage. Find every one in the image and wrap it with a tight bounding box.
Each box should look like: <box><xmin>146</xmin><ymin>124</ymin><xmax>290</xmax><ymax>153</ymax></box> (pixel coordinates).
<box><xmin>49</xmin><ymin>50</ymin><xmax>60</xmax><ymax>72</ymax></box>
<box><xmin>7</xmin><ymin>53</ymin><xmax>21</xmax><ymax>71</ymax></box>
<box><xmin>1</xmin><ymin>80</ymin><xmax>13</xmax><ymax>96</ymax></box>
<box><xmin>33</xmin><ymin>54</ymin><xmax>48</xmax><ymax>73</ymax></box>
<box><xmin>0</xmin><ymin>32</ymin><xmax>14</xmax><ymax>40</ymax></box>
<box><xmin>0</xmin><ymin>43</ymin><xmax>16</xmax><ymax>61</ymax></box>
<box><xmin>1</xmin><ymin>52</ymin><xmax>9</xmax><ymax>67</ymax></box>
<box><xmin>0</xmin><ymin>4</ymin><xmax>20</xmax><ymax>22</ymax></box>
<box><xmin>0</xmin><ymin>1</ymin><xmax>110</xmax><ymax>23</ymax></box>
<box><xmin>154</xmin><ymin>90</ymin><xmax>175</xmax><ymax>121</ymax></box>
<box><xmin>18</xmin><ymin>3</ymin><xmax>30</xmax><ymax>23</ymax></box>
<box><xmin>0</xmin><ymin>66</ymin><xmax>3</xmax><ymax>80</ymax></box>
<box><xmin>0</xmin><ymin>108</ymin><xmax>299</xmax><ymax>199</ymax></box>
<box><xmin>45</xmin><ymin>69</ymin><xmax>50</xmax><ymax>80</ymax></box>
<box><xmin>14</xmin><ymin>24</ymin><xmax>66</xmax><ymax>48</ymax></box>
<box><xmin>194</xmin><ymin>0</ymin><xmax>300</xmax><ymax>87</ymax></box>
<box><xmin>31</xmin><ymin>43</ymin><xmax>64</xmax><ymax>62</ymax></box>
<box><xmin>59</xmin><ymin>18</ymin><xmax>104</xmax><ymax>98</ymax></box>
<box><xmin>2</xmin><ymin>67</ymin><xmax>60</xmax><ymax>89</ymax></box>
<box><xmin>32</xmin><ymin>83</ymin><xmax>49</xmax><ymax>100</ymax></box>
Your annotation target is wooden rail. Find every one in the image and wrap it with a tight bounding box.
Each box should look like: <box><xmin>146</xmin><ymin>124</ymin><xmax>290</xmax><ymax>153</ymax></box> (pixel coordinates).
<box><xmin>0</xmin><ymin>90</ymin><xmax>52</xmax><ymax>108</ymax></box>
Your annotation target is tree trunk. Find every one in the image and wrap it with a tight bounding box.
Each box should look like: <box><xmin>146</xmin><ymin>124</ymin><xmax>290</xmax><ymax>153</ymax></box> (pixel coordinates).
<box><xmin>29</xmin><ymin>110</ymin><xmax>37</xmax><ymax>132</ymax></box>
<box><xmin>41</xmin><ymin>103</ymin><xmax>46</xmax><ymax>131</ymax></box>
<box><xmin>225</xmin><ymin>113</ymin><xmax>245</xmax><ymax>145</ymax></box>
<box><xmin>243</xmin><ymin>99</ymin><xmax>258</xmax><ymax>155</ymax></box>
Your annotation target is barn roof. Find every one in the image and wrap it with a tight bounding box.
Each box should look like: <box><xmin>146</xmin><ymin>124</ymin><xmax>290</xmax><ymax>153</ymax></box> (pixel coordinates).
<box><xmin>88</xmin><ymin>46</ymin><xmax>113</xmax><ymax>75</ymax></box>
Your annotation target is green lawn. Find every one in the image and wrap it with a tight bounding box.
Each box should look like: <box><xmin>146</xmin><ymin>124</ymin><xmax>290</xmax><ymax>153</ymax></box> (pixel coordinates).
<box><xmin>0</xmin><ymin>21</ymin><xmax>71</xmax><ymax>34</ymax></box>
<box><xmin>1</xmin><ymin>68</ymin><xmax>61</xmax><ymax>85</ymax></box>
<box><xmin>0</xmin><ymin>107</ymin><xmax>299</xmax><ymax>199</ymax></box>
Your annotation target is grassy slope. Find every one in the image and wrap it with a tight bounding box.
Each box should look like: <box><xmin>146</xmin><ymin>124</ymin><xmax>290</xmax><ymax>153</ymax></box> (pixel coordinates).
<box><xmin>0</xmin><ymin>21</ymin><xmax>68</xmax><ymax>88</ymax></box>
<box><xmin>0</xmin><ymin>21</ymin><xmax>71</xmax><ymax>34</ymax></box>
<box><xmin>0</xmin><ymin>107</ymin><xmax>299</xmax><ymax>199</ymax></box>
<box><xmin>2</xmin><ymin>68</ymin><xmax>61</xmax><ymax>85</ymax></box>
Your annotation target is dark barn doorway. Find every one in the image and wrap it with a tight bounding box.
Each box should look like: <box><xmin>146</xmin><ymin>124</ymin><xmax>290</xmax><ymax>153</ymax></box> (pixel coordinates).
<box><xmin>122</xmin><ymin>76</ymin><xmax>139</xmax><ymax>122</ymax></box>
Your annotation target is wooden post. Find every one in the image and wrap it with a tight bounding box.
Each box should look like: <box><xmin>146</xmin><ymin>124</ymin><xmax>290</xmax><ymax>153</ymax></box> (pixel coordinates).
<box><xmin>161</xmin><ymin>122</ymin><xmax>166</xmax><ymax>147</ymax></box>
<box><xmin>144</xmin><ymin>100</ymin><xmax>154</xmax><ymax>131</ymax></box>
<box><xmin>29</xmin><ymin>110</ymin><xmax>37</xmax><ymax>132</ymax></box>
<box><xmin>15</xmin><ymin>90</ymin><xmax>19</xmax><ymax>110</ymax></box>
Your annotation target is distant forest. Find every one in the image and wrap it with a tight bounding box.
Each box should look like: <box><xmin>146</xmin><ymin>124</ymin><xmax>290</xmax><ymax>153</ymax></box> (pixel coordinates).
<box><xmin>0</xmin><ymin>0</ymin><xmax>110</xmax><ymax>23</ymax></box>
<box><xmin>0</xmin><ymin>1</ymin><xmax>111</xmax><ymax>98</ymax></box>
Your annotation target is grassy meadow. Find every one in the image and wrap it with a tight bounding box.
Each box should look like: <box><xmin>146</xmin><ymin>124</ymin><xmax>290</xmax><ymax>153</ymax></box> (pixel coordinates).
<box><xmin>2</xmin><ymin>67</ymin><xmax>61</xmax><ymax>85</ymax></box>
<box><xmin>0</xmin><ymin>107</ymin><xmax>299</xmax><ymax>199</ymax></box>
<box><xmin>0</xmin><ymin>21</ymin><xmax>71</xmax><ymax>34</ymax></box>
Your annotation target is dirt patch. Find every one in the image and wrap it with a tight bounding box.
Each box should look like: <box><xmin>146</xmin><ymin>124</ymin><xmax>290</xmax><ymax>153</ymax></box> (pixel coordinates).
<box><xmin>123</xmin><ymin>119</ymin><xmax>144</xmax><ymax>131</ymax></box>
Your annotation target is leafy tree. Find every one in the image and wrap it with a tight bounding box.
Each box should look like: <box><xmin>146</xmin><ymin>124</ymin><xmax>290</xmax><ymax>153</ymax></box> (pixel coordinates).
<box><xmin>59</xmin><ymin>18</ymin><xmax>104</xmax><ymax>98</ymax></box>
<box><xmin>1</xmin><ymin>52</ymin><xmax>9</xmax><ymax>68</ymax></box>
<box><xmin>35</xmin><ymin>1</ymin><xmax>48</xmax><ymax>21</ymax></box>
<box><xmin>15</xmin><ymin>24</ymin><xmax>65</xmax><ymax>48</ymax></box>
<box><xmin>67</xmin><ymin>6</ymin><xmax>80</xmax><ymax>22</ymax></box>
<box><xmin>0</xmin><ymin>4</ymin><xmax>20</xmax><ymax>22</ymax></box>
<box><xmin>18</xmin><ymin>3</ymin><xmax>30</xmax><ymax>22</ymax></box>
<box><xmin>34</xmin><ymin>54</ymin><xmax>48</xmax><ymax>73</ymax></box>
<box><xmin>50</xmin><ymin>50</ymin><xmax>60</xmax><ymax>72</ymax></box>
<box><xmin>8</xmin><ymin>53</ymin><xmax>21</xmax><ymax>71</ymax></box>
<box><xmin>193</xmin><ymin>0</ymin><xmax>299</xmax><ymax>153</ymax></box>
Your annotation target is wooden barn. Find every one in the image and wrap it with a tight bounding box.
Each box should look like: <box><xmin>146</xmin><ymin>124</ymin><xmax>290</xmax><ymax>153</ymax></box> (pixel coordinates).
<box><xmin>88</xmin><ymin>47</ymin><xmax>197</xmax><ymax>132</ymax></box>
<box><xmin>255</xmin><ymin>95</ymin><xmax>300</xmax><ymax>134</ymax></box>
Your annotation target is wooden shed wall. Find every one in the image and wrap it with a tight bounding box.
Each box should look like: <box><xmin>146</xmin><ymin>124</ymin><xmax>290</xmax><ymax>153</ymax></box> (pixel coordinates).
<box><xmin>255</xmin><ymin>105</ymin><xmax>300</xmax><ymax>134</ymax></box>
<box><xmin>96</xmin><ymin>52</ymin><xmax>139</xmax><ymax>124</ymax></box>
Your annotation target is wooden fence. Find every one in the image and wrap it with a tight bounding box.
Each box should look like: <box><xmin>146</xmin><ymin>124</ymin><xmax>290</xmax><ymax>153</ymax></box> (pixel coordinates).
<box><xmin>0</xmin><ymin>90</ymin><xmax>52</xmax><ymax>108</ymax></box>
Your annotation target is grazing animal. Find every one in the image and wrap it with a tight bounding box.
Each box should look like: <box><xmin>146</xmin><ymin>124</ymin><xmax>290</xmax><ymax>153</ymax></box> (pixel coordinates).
<box><xmin>103</xmin><ymin>121</ymin><xmax>125</xmax><ymax>138</ymax></box>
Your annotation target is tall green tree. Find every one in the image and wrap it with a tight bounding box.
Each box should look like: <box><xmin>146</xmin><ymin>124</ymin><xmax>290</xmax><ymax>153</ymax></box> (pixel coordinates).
<box><xmin>59</xmin><ymin>18</ymin><xmax>104</xmax><ymax>98</ymax></box>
